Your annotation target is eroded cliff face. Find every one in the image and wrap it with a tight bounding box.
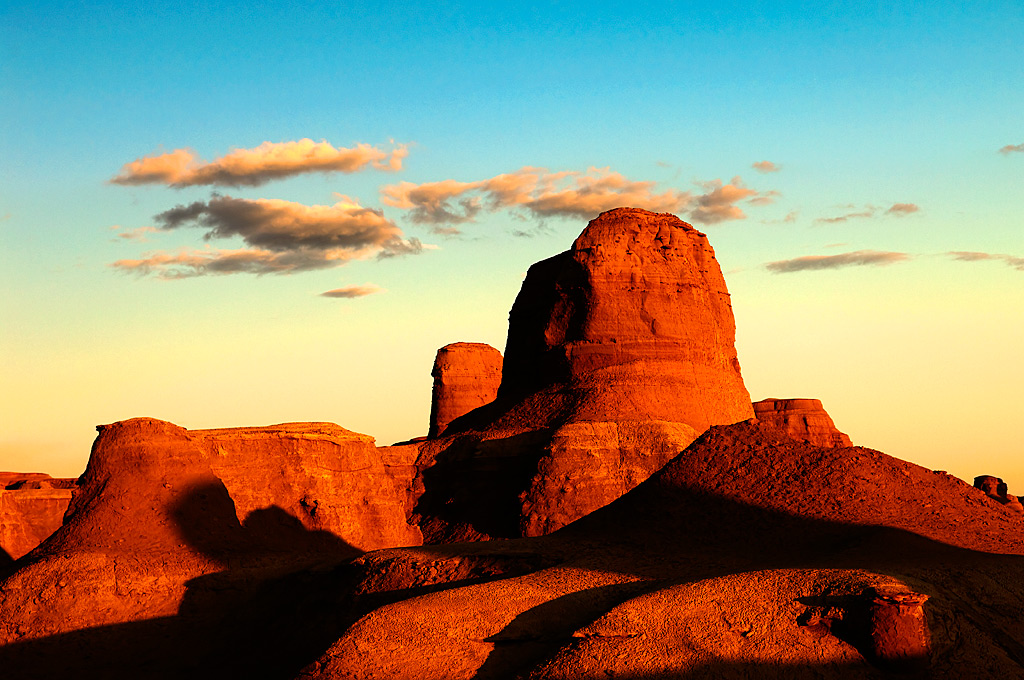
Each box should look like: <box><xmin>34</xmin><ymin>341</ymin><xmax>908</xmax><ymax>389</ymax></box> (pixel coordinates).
<box><xmin>753</xmin><ymin>398</ymin><xmax>853</xmax><ymax>448</ymax></box>
<box><xmin>428</xmin><ymin>342</ymin><xmax>503</xmax><ymax>438</ymax></box>
<box><xmin>0</xmin><ymin>473</ymin><xmax>76</xmax><ymax>562</ymax></box>
<box><xmin>413</xmin><ymin>208</ymin><xmax>754</xmax><ymax>540</ymax></box>
<box><xmin>0</xmin><ymin>417</ymin><xmax>421</xmax><ymax>647</ymax></box>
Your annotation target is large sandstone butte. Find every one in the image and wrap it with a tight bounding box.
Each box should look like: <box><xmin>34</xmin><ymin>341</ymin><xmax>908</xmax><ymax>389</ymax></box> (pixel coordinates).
<box><xmin>427</xmin><ymin>342</ymin><xmax>503</xmax><ymax>438</ymax></box>
<box><xmin>413</xmin><ymin>208</ymin><xmax>754</xmax><ymax>540</ymax></box>
<box><xmin>753</xmin><ymin>397</ymin><xmax>853</xmax><ymax>447</ymax></box>
<box><xmin>0</xmin><ymin>417</ymin><xmax>421</xmax><ymax>675</ymax></box>
<box><xmin>0</xmin><ymin>473</ymin><xmax>76</xmax><ymax>563</ymax></box>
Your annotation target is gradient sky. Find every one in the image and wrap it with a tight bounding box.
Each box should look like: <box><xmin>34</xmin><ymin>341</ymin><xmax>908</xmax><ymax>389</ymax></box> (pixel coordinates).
<box><xmin>2</xmin><ymin>1</ymin><xmax>1022</xmax><ymax>491</ymax></box>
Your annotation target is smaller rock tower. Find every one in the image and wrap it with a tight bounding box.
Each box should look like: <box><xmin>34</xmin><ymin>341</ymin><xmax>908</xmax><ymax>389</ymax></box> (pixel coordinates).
<box><xmin>428</xmin><ymin>342</ymin><xmax>503</xmax><ymax>438</ymax></box>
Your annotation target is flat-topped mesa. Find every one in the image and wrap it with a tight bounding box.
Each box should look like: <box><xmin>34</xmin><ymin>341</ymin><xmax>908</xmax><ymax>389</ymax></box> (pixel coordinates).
<box><xmin>0</xmin><ymin>417</ymin><xmax>422</xmax><ymax>644</ymax></box>
<box><xmin>428</xmin><ymin>343</ymin><xmax>503</xmax><ymax>438</ymax></box>
<box><xmin>499</xmin><ymin>207</ymin><xmax>752</xmax><ymax>429</ymax></box>
<box><xmin>753</xmin><ymin>398</ymin><xmax>853</xmax><ymax>448</ymax></box>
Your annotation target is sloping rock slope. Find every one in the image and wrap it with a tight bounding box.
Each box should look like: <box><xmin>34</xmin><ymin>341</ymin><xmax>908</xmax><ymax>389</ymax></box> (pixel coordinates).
<box><xmin>306</xmin><ymin>420</ymin><xmax>1024</xmax><ymax>679</ymax></box>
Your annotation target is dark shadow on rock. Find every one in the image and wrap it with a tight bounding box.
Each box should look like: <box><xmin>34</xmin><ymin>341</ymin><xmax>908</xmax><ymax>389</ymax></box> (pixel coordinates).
<box><xmin>0</xmin><ymin>479</ymin><xmax>362</xmax><ymax>679</ymax></box>
<box><xmin>0</xmin><ymin>545</ymin><xmax>12</xmax><ymax>569</ymax></box>
<box><xmin>472</xmin><ymin>581</ymin><xmax>660</xmax><ymax>680</ymax></box>
<box><xmin>412</xmin><ymin>429</ymin><xmax>554</xmax><ymax>541</ymax></box>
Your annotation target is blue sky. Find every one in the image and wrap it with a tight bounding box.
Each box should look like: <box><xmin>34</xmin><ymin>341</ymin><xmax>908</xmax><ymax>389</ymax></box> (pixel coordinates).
<box><xmin>2</xmin><ymin>1</ymin><xmax>1022</xmax><ymax>489</ymax></box>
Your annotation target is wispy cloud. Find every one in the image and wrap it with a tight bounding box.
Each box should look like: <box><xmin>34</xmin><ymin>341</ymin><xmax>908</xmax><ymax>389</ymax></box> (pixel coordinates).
<box><xmin>320</xmin><ymin>283</ymin><xmax>384</xmax><ymax>298</ymax></box>
<box><xmin>766</xmin><ymin>249</ymin><xmax>910</xmax><ymax>273</ymax></box>
<box><xmin>761</xmin><ymin>210</ymin><xmax>798</xmax><ymax>225</ymax></box>
<box><xmin>752</xmin><ymin>160</ymin><xmax>781</xmax><ymax>173</ymax></box>
<box><xmin>110</xmin><ymin>225</ymin><xmax>159</xmax><ymax>241</ymax></box>
<box><xmin>948</xmin><ymin>251</ymin><xmax>1024</xmax><ymax>271</ymax></box>
<box><xmin>381</xmin><ymin>167</ymin><xmax>770</xmax><ymax>233</ymax></box>
<box><xmin>998</xmin><ymin>143</ymin><xmax>1024</xmax><ymax>155</ymax></box>
<box><xmin>814</xmin><ymin>202</ymin><xmax>919</xmax><ymax>224</ymax></box>
<box><xmin>111</xmin><ymin>196</ymin><xmax>423</xmax><ymax>278</ymax></box>
<box><xmin>111</xmin><ymin>139</ymin><xmax>408</xmax><ymax>188</ymax></box>
<box><xmin>885</xmin><ymin>203</ymin><xmax>919</xmax><ymax>216</ymax></box>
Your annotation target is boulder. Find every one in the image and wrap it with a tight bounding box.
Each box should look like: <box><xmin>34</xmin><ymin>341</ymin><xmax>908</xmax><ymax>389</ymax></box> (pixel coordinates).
<box><xmin>974</xmin><ymin>475</ymin><xmax>1024</xmax><ymax>511</ymax></box>
<box><xmin>413</xmin><ymin>208</ymin><xmax>754</xmax><ymax>540</ymax></box>
<box><xmin>427</xmin><ymin>342</ymin><xmax>503</xmax><ymax>438</ymax></box>
<box><xmin>753</xmin><ymin>398</ymin><xmax>853</xmax><ymax>447</ymax></box>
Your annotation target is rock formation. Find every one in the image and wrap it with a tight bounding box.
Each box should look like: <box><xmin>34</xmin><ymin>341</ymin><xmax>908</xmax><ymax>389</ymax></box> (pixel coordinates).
<box><xmin>413</xmin><ymin>208</ymin><xmax>754</xmax><ymax>540</ymax></box>
<box><xmin>0</xmin><ymin>417</ymin><xmax>421</xmax><ymax>657</ymax></box>
<box><xmin>0</xmin><ymin>473</ymin><xmax>76</xmax><ymax>563</ymax></box>
<box><xmin>306</xmin><ymin>421</ymin><xmax>1024</xmax><ymax>679</ymax></box>
<box><xmin>753</xmin><ymin>397</ymin><xmax>853</xmax><ymax>447</ymax></box>
<box><xmin>427</xmin><ymin>342</ymin><xmax>503</xmax><ymax>438</ymax></box>
<box><xmin>974</xmin><ymin>475</ymin><xmax>1024</xmax><ymax>511</ymax></box>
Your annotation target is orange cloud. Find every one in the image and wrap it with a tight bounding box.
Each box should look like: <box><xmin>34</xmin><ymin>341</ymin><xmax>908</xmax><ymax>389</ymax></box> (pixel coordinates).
<box><xmin>766</xmin><ymin>250</ymin><xmax>910</xmax><ymax>273</ymax></box>
<box><xmin>752</xmin><ymin>160</ymin><xmax>781</xmax><ymax>173</ymax></box>
<box><xmin>689</xmin><ymin>178</ymin><xmax>759</xmax><ymax>224</ymax></box>
<box><xmin>998</xmin><ymin>143</ymin><xmax>1024</xmax><ymax>154</ymax></box>
<box><xmin>111</xmin><ymin>139</ymin><xmax>408</xmax><ymax>187</ymax></box>
<box><xmin>111</xmin><ymin>225</ymin><xmax>159</xmax><ymax>241</ymax></box>
<box><xmin>320</xmin><ymin>284</ymin><xmax>384</xmax><ymax>298</ymax></box>
<box><xmin>381</xmin><ymin>167</ymin><xmax>768</xmax><ymax>232</ymax></box>
<box><xmin>113</xmin><ymin>196</ymin><xmax>423</xmax><ymax>278</ymax></box>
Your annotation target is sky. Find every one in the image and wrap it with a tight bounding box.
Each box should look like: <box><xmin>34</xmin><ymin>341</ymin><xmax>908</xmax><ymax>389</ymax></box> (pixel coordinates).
<box><xmin>2</xmin><ymin>1</ymin><xmax>1022</xmax><ymax>491</ymax></box>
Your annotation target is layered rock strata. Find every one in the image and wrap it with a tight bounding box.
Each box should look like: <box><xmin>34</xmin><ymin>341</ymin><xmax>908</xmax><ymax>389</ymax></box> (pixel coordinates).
<box><xmin>427</xmin><ymin>342</ymin><xmax>503</xmax><ymax>438</ymax></box>
<box><xmin>413</xmin><ymin>208</ymin><xmax>754</xmax><ymax>540</ymax></box>
<box><xmin>753</xmin><ymin>398</ymin><xmax>853</xmax><ymax>447</ymax></box>
<box><xmin>0</xmin><ymin>417</ymin><xmax>421</xmax><ymax>648</ymax></box>
<box><xmin>0</xmin><ymin>473</ymin><xmax>76</xmax><ymax>562</ymax></box>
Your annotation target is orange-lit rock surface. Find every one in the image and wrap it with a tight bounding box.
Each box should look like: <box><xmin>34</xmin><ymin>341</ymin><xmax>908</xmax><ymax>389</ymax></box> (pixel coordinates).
<box><xmin>0</xmin><ymin>417</ymin><xmax>421</xmax><ymax>677</ymax></box>
<box><xmin>427</xmin><ymin>342</ymin><xmax>503</xmax><ymax>438</ymax></box>
<box><xmin>753</xmin><ymin>397</ymin><xmax>853</xmax><ymax>447</ymax></box>
<box><xmin>0</xmin><ymin>473</ymin><xmax>76</xmax><ymax>563</ymax></box>
<box><xmin>306</xmin><ymin>421</ymin><xmax>1024</xmax><ymax>679</ymax></box>
<box><xmin>413</xmin><ymin>208</ymin><xmax>753</xmax><ymax>540</ymax></box>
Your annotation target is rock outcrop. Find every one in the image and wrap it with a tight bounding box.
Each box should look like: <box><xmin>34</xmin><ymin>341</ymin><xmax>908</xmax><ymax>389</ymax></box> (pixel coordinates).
<box><xmin>753</xmin><ymin>398</ymin><xmax>853</xmax><ymax>447</ymax></box>
<box><xmin>0</xmin><ymin>418</ymin><xmax>421</xmax><ymax>653</ymax></box>
<box><xmin>427</xmin><ymin>342</ymin><xmax>503</xmax><ymax>438</ymax></box>
<box><xmin>0</xmin><ymin>474</ymin><xmax>76</xmax><ymax>563</ymax></box>
<box><xmin>974</xmin><ymin>475</ymin><xmax>1024</xmax><ymax>511</ymax></box>
<box><xmin>413</xmin><ymin>208</ymin><xmax>754</xmax><ymax>540</ymax></box>
<box><xmin>306</xmin><ymin>421</ymin><xmax>1024</xmax><ymax>679</ymax></box>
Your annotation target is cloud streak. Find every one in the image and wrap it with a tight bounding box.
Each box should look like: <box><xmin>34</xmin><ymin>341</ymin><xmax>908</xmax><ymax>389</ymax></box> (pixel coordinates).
<box><xmin>111</xmin><ymin>139</ymin><xmax>408</xmax><ymax>187</ymax></box>
<box><xmin>112</xmin><ymin>196</ymin><xmax>423</xmax><ymax>278</ymax></box>
<box><xmin>766</xmin><ymin>250</ymin><xmax>910</xmax><ymax>273</ymax></box>
<box><xmin>998</xmin><ymin>143</ymin><xmax>1024</xmax><ymax>154</ymax></box>
<box><xmin>321</xmin><ymin>284</ymin><xmax>384</xmax><ymax>298</ymax></box>
<box><xmin>381</xmin><ymin>167</ymin><xmax>770</xmax><ymax>232</ymax></box>
<box><xmin>814</xmin><ymin>203</ymin><xmax>919</xmax><ymax>224</ymax></box>
<box><xmin>948</xmin><ymin>251</ymin><xmax>1024</xmax><ymax>271</ymax></box>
